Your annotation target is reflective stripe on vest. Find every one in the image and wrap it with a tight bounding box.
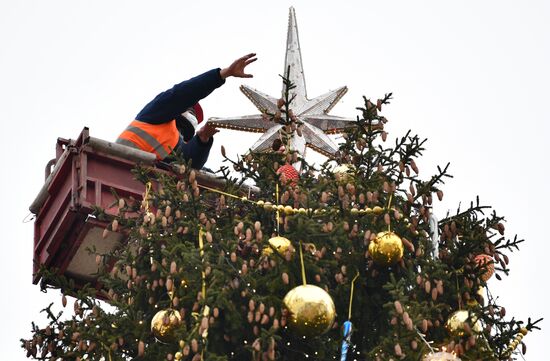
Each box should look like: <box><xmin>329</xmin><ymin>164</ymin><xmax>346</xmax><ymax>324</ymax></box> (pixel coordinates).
<box><xmin>116</xmin><ymin>138</ymin><xmax>140</xmax><ymax>149</ymax></box>
<box><xmin>116</xmin><ymin>120</ymin><xmax>179</xmax><ymax>159</ymax></box>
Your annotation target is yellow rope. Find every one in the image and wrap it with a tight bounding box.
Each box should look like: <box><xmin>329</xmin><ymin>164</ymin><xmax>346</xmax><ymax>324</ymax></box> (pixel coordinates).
<box><xmin>348</xmin><ymin>272</ymin><xmax>360</xmax><ymax>319</ymax></box>
<box><xmin>197</xmin><ymin>184</ymin><xmax>254</xmax><ymax>203</ymax></box>
<box><xmin>299</xmin><ymin>240</ymin><xmax>307</xmax><ymax>285</ymax></box>
<box><xmin>143</xmin><ymin>181</ymin><xmax>152</xmax><ymax>214</ymax></box>
<box><xmin>276</xmin><ymin>183</ymin><xmax>280</xmax><ymax>234</ymax></box>
<box><xmin>198</xmin><ymin>228</ymin><xmax>206</xmax><ymax>298</ymax></box>
<box><xmin>198</xmin><ymin>228</ymin><xmax>208</xmax><ymax>357</ymax></box>
<box><xmin>386</xmin><ymin>193</ymin><xmax>393</xmax><ymax>232</ymax></box>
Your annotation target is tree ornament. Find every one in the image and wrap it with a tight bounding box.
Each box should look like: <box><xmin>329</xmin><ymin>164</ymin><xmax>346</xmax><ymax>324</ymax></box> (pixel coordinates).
<box><xmin>277</xmin><ymin>164</ymin><xmax>299</xmax><ymax>185</ymax></box>
<box><xmin>268</xmin><ymin>236</ymin><xmax>293</xmax><ymax>257</ymax></box>
<box><xmin>423</xmin><ymin>351</ymin><xmax>461</xmax><ymax>361</ymax></box>
<box><xmin>151</xmin><ymin>308</ymin><xmax>182</xmax><ymax>343</ymax></box>
<box><xmin>428</xmin><ymin>214</ymin><xmax>439</xmax><ymax>259</ymax></box>
<box><xmin>340</xmin><ymin>322</ymin><xmax>353</xmax><ymax>360</ymax></box>
<box><xmin>446</xmin><ymin>310</ymin><xmax>482</xmax><ymax>337</ymax></box>
<box><xmin>372</xmin><ymin>206</ymin><xmax>384</xmax><ymax>215</ymax></box>
<box><xmin>502</xmin><ymin>327</ymin><xmax>528</xmax><ymax>358</ymax></box>
<box><xmin>474</xmin><ymin>254</ymin><xmax>494</xmax><ymax>281</ymax></box>
<box><xmin>283</xmin><ymin>284</ymin><xmax>336</xmax><ymax>337</ymax></box>
<box><xmin>340</xmin><ymin>273</ymin><xmax>359</xmax><ymax>360</ymax></box>
<box><xmin>368</xmin><ymin>231</ymin><xmax>404</xmax><ymax>266</ymax></box>
<box><xmin>333</xmin><ymin>164</ymin><xmax>354</xmax><ymax>183</ymax></box>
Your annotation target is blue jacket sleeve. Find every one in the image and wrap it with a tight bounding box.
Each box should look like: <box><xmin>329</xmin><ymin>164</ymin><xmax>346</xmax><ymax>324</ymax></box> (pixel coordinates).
<box><xmin>136</xmin><ymin>68</ymin><xmax>225</xmax><ymax>124</ymax></box>
<box><xmin>177</xmin><ymin>135</ymin><xmax>213</xmax><ymax>170</ymax></box>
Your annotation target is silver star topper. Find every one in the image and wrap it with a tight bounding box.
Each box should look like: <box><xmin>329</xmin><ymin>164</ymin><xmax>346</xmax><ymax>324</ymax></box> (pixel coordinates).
<box><xmin>209</xmin><ymin>7</ymin><xmax>355</xmax><ymax>161</ymax></box>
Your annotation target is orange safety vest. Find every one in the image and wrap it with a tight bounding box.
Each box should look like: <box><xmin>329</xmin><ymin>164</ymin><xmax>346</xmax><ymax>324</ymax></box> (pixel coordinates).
<box><xmin>116</xmin><ymin>120</ymin><xmax>179</xmax><ymax>160</ymax></box>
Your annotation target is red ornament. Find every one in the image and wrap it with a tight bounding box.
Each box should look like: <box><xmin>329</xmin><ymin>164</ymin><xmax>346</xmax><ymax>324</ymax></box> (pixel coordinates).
<box><xmin>474</xmin><ymin>254</ymin><xmax>495</xmax><ymax>281</ymax></box>
<box><xmin>277</xmin><ymin>164</ymin><xmax>299</xmax><ymax>185</ymax></box>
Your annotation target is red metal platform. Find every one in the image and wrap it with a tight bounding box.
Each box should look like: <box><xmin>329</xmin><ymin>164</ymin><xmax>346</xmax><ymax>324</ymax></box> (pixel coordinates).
<box><xmin>30</xmin><ymin>127</ymin><xmax>251</xmax><ymax>288</ymax></box>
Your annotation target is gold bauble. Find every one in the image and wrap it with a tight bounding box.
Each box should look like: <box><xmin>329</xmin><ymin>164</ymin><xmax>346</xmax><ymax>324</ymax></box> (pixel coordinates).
<box><xmin>372</xmin><ymin>206</ymin><xmax>384</xmax><ymax>215</ymax></box>
<box><xmin>268</xmin><ymin>236</ymin><xmax>293</xmax><ymax>257</ymax></box>
<box><xmin>368</xmin><ymin>231</ymin><xmax>404</xmax><ymax>266</ymax></box>
<box><xmin>423</xmin><ymin>351</ymin><xmax>462</xmax><ymax>361</ymax></box>
<box><xmin>446</xmin><ymin>310</ymin><xmax>482</xmax><ymax>337</ymax></box>
<box><xmin>284</xmin><ymin>205</ymin><xmax>295</xmax><ymax>215</ymax></box>
<box><xmin>151</xmin><ymin>308</ymin><xmax>182</xmax><ymax>343</ymax></box>
<box><xmin>333</xmin><ymin>164</ymin><xmax>354</xmax><ymax>183</ymax></box>
<box><xmin>283</xmin><ymin>284</ymin><xmax>336</xmax><ymax>337</ymax></box>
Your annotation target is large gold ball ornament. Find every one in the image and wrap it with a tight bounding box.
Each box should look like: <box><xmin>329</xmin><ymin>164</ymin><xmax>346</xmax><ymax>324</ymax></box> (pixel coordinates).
<box><xmin>423</xmin><ymin>351</ymin><xmax>462</xmax><ymax>361</ymax></box>
<box><xmin>333</xmin><ymin>164</ymin><xmax>354</xmax><ymax>183</ymax></box>
<box><xmin>446</xmin><ymin>310</ymin><xmax>482</xmax><ymax>337</ymax></box>
<box><xmin>151</xmin><ymin>308</ymin><xmax>182</xmax><ymax>343</ymax></box>
<box><xmin>283</xmin><ymin>284</ymin><xmax>336</xmax><ymax>337</ymax></box>
<box><xmin>268</xmin><ymin>236</ymin><xmax>293</xmax><ymax>257</ymax></box>
<box><xmin>368</xmin><ymin>231</ymin><xmax>404</xmax><ymax>266</ymax></box>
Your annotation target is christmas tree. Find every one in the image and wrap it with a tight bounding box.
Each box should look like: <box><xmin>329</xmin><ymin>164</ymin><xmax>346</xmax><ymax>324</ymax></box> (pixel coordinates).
<box><xmin>22</xmin><ymin>66</ymin><xmax>541</xmax><ymax>360</ymax></box>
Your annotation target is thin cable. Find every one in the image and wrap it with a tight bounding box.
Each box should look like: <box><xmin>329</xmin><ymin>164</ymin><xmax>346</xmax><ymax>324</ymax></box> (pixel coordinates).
<box><xmin>299</xmin><ymin>240</ymin><xmax>307</xmax><ymax>285</ymax></box>
<box><xmin>348</xmin><ymin>272</ymin><xmax>360</xmax><ymax>319</ymax></box>
<box><xmin>143</xmin><ymin>181</ymin><xmax>152</xmax><ymax>214</ymax></box>
<box><xmin>386</xmin><ymin>193</ymin><xmax>393</xmax><ymax>232</ymax></box>
<box><xmin>198</xmin><ymin>228</ymin><xmax>206</xmax><ymax>298</ymax></box>
<box><xmin>276</xmin><ymin>183</ymin><xmax>280</xmax><ymax>234</ymax></box>
<box><xmin>197</xmin><ymin>184</ymin><xmax>255</xmax><ymax>204</ymax></box>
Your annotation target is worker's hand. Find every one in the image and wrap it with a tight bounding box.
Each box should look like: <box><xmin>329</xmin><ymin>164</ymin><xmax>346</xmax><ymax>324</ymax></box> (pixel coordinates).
<box><xmin>220</xmin><ymin>53</ymin><xmax>257</xmax><ymax>79</ymax></box>
<box><xmin>197</xmin><ymin>122</ymin><xmax>219</xmax><ymax>143</ymax></box>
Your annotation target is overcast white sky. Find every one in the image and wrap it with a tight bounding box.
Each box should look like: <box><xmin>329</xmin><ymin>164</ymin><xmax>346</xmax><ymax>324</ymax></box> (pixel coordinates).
<box><xmin>1</xmin><ymin>1</ymin><xmax>549</xmax><ymax>359</ymax></box>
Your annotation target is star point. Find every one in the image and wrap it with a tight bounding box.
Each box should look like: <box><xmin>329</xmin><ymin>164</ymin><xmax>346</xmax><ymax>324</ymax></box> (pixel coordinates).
<box><xmin>209</xmin><ymin>7</ymin><xmax>355</xmax><ymax>161</ymax></box>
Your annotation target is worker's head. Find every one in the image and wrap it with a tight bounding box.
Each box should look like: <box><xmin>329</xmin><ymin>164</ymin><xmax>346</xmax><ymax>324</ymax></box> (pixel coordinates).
<box><xmin>177</xmin><ymin>103</ymin><xmax>204</xmax><ymax>142</ymax></box>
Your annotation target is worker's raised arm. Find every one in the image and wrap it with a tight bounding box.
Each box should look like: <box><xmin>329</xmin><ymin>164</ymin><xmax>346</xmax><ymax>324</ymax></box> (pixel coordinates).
<box><xmin>135</xmin><ymin>54</ymin><xmax>257</xmax><ymax>125</ymax></box>
<box><xmin>135</xmin><ymin>69</ymin><xmax>225</xmax><ymax>125</ymax></box>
